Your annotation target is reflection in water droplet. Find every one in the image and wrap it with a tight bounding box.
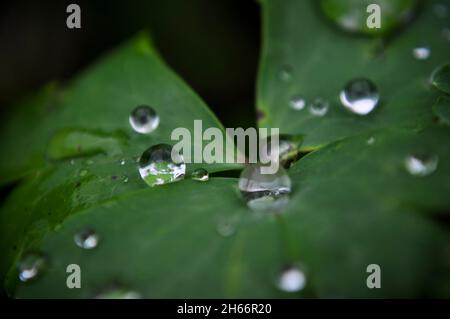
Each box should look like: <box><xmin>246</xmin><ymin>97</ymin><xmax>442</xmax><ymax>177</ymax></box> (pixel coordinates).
<box><xmin>405</xmin><ymin>153</ymin><xmax>439</xmax><ymax>177</ymax></box>
<box><xmin>367</xmin><ymin>137</ymin><xmax>376</xmax><ymax>145</ymax></box>
<box><xmin>279</xmin><ymin>65</ymin><xmax>293</xmax><ymax>82</ymax></box>
<box><xmin>260</xmin><ymin>134</ymin><xmax>303</xmax><ymax>169</ymax></box>
<box><xmin>239</xmin><ymin>164</ymin><xmax>291</xmax><ymax>212</ymax></box>
<box><xmin>129</xmin><ymin>105</ymin><xmax>159</xmax><ymax>134</ymax></box>
<box><xmin>139</xmin><ymin>144</ymin><xmax>185</xmax><ymax>187</ymax></box>
<box><xmin>413</xmin><ymin>47</ymin><xmax>431</xmax><ymax>60</ymax></box>
<box><xmin>309</xmin><ymin>98</ymin><xmax>329</xmax><ymax>116</ymax></box>
<box><xmin>277</xmin><ymin>266</ymin><xmax>306</xmax><ymax>292</ymax></box>
<box><xmin>290</xmin><ymin>95</ymin><xmax>306</xmax><ymax>111</ymax></box>
<box><xmin>74</xmin><ymin>228</ymin><xmax>99</xmax><ymax>249</ymax></box>
<box><xmin>17</xmin><ymin>252</ymin><xmax>47</xmax><ymax>282</ymax></box>
<box><xmin>191</xmin><ymin>168</ymin><xmax>209</xmax><ymax>182</ymax></box>
<box><xmin>340</xmin><ymin>79</ymin><xmax>379</xmax><ymax>115</ymax></box>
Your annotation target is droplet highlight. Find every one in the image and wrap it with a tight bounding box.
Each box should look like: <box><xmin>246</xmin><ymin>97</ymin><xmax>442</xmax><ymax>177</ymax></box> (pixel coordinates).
<box><xmin>340</xmin><ymin>78</ymin><xmax>379</xmax><ymax>115</ymax></box>
<box><xmin>290</xmin><ymin>95</ymin><xmax>306</xmax><ymax>111</ymax></box>
<box><xmin>413</xmin><ymin>47</ymin><xmax>431</xmax><ymax>60</ymax></box>
<box><xmin>405</xmin><ymin>153</ymin><xmax>439</xmax><ymax>177</ymax></box>
<box><xmin>309</xmin><ymin>98</ymin><xmax>329</xmax><ymax>116</ymax></box>
<box><xmin>129</xmin><ymin>105</ymin><xmax>159</xmax><ymax>134</ymax></box>
<box><xmin>74</xmin><ymin>228</ymin><xmax>99</xmax><ymax>249</ymax></box>
<box><xmin>277</xmin><ymin>266</ymin><xmax>306</xmax><ymax>292</ymax></box>
<box><xmin>139</xmin><ymin>144</ymin><xmax>185</xmax><ymax>187</ymax></box>
<box><xmin>17</xmin><ymin>252</ymin><xmax>47</xmax><ymax>282</ymax></box>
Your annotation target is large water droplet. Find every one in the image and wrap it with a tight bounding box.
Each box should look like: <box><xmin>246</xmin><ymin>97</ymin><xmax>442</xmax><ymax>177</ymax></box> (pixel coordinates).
<box><xmin>413</xmin><ymin>47</ymin><xmax>431</xmax><ymax>60</ymax></box>
<box><xmin>260</xmin><ymin>134</ymin><xmax>303</xmax><ymax>169</ymax></box>
<box><xmin>405</xmin><ymin>153</ymin><xmax>439</xmax><ymax>177</ymax></box>
<box><xmin>279</xmin><ymin>65</ymin><xmax>293</xmax><ymax>82</ymax></box>
<box><xmin>191</xmin><ymin>168</ymin><xmax>209</xmax><ymax>182</ymax></box>
<box><xmin>289</xmin><ymin>95</ymin><xmax>306</xmax><ymax>111</ymax></box>
<box><xmin>277</xmin><ymin>266</ymin><xmax>306</xmax><ymax>292</ymax></box>
<box><xmin>74</xmin><ymin>228</ymin><xmax>99</xmax><ymax>249</ymax></box>
<box><xmin>139</xmin><ymin>144</ymin><xmax>185</xmax><ymax>187</ymax></box>
<box><xmin>309</xmin><ymin>98</ymin><xmax>329</xmax><ymax>116</ymax></box>
<box><xmin>340</xmin><ymin>79</ymin><xmax>379</xmax><ymax>115</ymax></box>
<box><xmin>239</xmin><ymin>164</ymin><xmax>291</xmax><ymax>212</ymax></box>
<box><xmin>129</xmin><ymin>105</ymin><xmax>159</xmax><ymax>134</ymax></box>
<box><xmin>17</xmin><ymin>252</ymin><xmax>47</xmax><ymax>282</ymax></box>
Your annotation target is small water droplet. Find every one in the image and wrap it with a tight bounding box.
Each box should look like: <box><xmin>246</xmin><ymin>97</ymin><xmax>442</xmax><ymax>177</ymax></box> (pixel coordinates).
<box><xmin>17</xmin><ymin>252</ymin><xmax>47</xmax><ymax>282</ymax></box>
<box><xmin>119</xmin><ymin>159</ymin><xmax>126</xmax><ymax>166</ymax></box>
<box><xmin>216</xmin><ymin>220</ymin><xmax>236</xmax><ymax>237</ymax></box>
<box><xmin>86</xmin><ymin>159</ymin><xmax>94</xmax><ymax>166</ymax></box>
<box><xmin>260</xmin><ymin>134</ymin><xmax>303</xmax><ymax>168</ymax></box>
<box><xmin>309</xmin><ymin>98</ymin><xmax>329</xmax><ymax>116</ymax></box>
<box><xmin>433</xmin><ymin>3</ymin><xmax>448</xmax><ymax>18</ymax></box>
<box><xmin>277</xmin><ymin>266</ymin><xmax>306</xmax><ymax>292</ymax></box>
<box><xmin>74</xmin><ymin>228</ymin><xmax>99</xmax><ymax>249</ymax></box>
<box><xmin>413</xmin><ymin>47</ymin><xmax>431</xmax><ymax>60</ymax></box>
<box><xmin>122</xmin><ymin>175</ymin><xmax>129</xmax><ymax>183</ymax></box>
<box><xmin>279</xmin><ymin>65</ymin><xmax>293</xmax><ymax>82</ymax></box>
<box><xmin>70</xmin><ymin>159</ymin><xmax>75</xmax><ymax>165</ymax></box>
<box><xmin>96</xmin><ymin>288</ymin><xmax>142</xmax><ymax>299</ymax></box>
<box><xmin>139</xmin><ymin>144</ymin><xmax>185</xmax><ymax>187</ymax></box>
<box><xmin>367</xmin><ymin>136</ymin><xmax>376</xmax><ymax>145</ymax></box>
<box><xmin>340</xmin><ymin>78</ymin><xmax>379</xmax><ymax>115</ymax></box>
<box><xmin>239</xmin><ymin>164</ymin><xmax>291</xmax><ymax>212</ymax></box>
<box><xmin>289</xmin><ymin>95</ymin><xmax>306</xmax><ymax>111</ymax></box>
<box><xmin>191</xmin><ymin>168</ymin><xmax>209</xmax><ymax>182</ymax></box>
<box><xmin>405</xmin><ymin>153</ymin><xmax>439</xmax><ymax>177</ymax></box>
<box><xmin>79</xmin><ymin>170</ymin><xmax>88</xmax><ymax>177</ymax></box>
<box><xmin>129</xmin><ymin>105</ymin><xmax>159</xmax><ymax>134</ymax></box>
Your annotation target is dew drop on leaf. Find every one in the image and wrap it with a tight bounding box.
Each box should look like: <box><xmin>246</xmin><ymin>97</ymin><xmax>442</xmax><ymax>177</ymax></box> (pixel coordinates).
<box><xmin>259</xmin><ymin>134</ymin><xmax>303</xmax><ymax>169</ymax></box>
<box><xmin>309</xmin><ymin>98</ymin><xmax>329</xmax><ymax>116</ymax></box>
<box><xmin>289</xmin><ymin>95</ymin><xmax>306</xmax><ymax>111</ymax></box>
<box><xmin>191</xmin><ymin>168</ymin><xmax>209</xmax><ymax>182</ymax></box>
<box><xmin>367</xmin><ymin>136</ymin><xmax>376</xmax><ymax>145</ymax></box>
<box><xmin>404</xmin><ymin>153</ymin><xmax>439</xmax><ymax>177</ymax></box>
<box><xmin>279</xmin><ymin>65</ymin><xmax>293</xmax><ymax>82</ymax></box>
<box><xmin>74</xmin><ymin>228</ymin><xmax>99</xmax><ymax>249</ymax></box>
<box><xmin>277</xmin><ymin>266</ymin><xmax>306</xmax><ymax>292</ymax></box>
<box><xmin>239</xmin><ymin>164</ymin><xmax>291</xmax><ymax>212</ymax></box>
<box><xmin>17</xmin><ymin>252</ymin><xmax>47</xmax><ymax>282</ymax></box>
<box><xmin>340</xmin><ymin>78</ymin><xmax>379</xmax><ymax>115</ymax></box>
<box><xmin>129</xmin><ymin>105</ymin><xmax>160</xmax><ymax>134</ymax></box>
<box><xmin>413</xmin><ymin>47</ymin><xmax>431</xmax><ymax>60</ymax></box>
<box><xmin>139</xmin><ymin>144</ymin><xmax>185</xmax><ymax>187</ymax></box>
<box><xmin>119</xmin><ymin>159</ymin><xmax>126</xmax><ymax>166</ymax></box>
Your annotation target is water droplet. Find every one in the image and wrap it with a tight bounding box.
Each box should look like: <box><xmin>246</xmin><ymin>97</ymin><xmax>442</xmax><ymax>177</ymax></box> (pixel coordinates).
<box><xmin>413</xmin><ymin>47</ymin><xmax>431</xmax><ymax>60</ymax></box>
<box><xmin>260</xmin><ymin>134</ymin><xmax>303</xmax><ymax>169</ymax></box>
<box><xmin>216</xmin><ymin>220</ymin><xmax>236</xmax><ymax>237</ymax></box>
<box><xmin>239</xmin><ymin>164</ymin><xmax>291</xmax><ymax>212</ymax></box>
<box><xmin>433</xmin><ymin>3</ymin><xmax>448</xmax><ymax>18</ymax></box>
<box><xmin>119</xmin><ymin>159</ymin><xmax>126</xmax><ymax>166</ymax></box>
<box><xmin>17</xmin><ymin>252</ymin><xmax>47</xmax><ymax>282</ymax></box>
<box><xmin>74</xmin><ymin>228</ymin><xmax>99</xmax><ymax>249</ymax></box>
<box><xmin>405</xmin><ymin>153</ymin><xmax>439</xmax><ymax>177</ymax></box>
<box><xmin>277</xmin><ymin>266</ymin><xmax>306</xmax><ymax>292</ymax></box>
<box><xmin>279</xmin><ymin>65</ymin><xmax>293</xmax><ymax>82</ymax></box>
<box><xmin>129</xmin><ymin>105</ymin><xmax>159</xmax><ymax>134</ymax></box>
<box><xmin>191</xmin><ymin>168</ymin><xmax>209</xmax><ymax>182</ymax></box>
<box><xmin>70</xmin><ymin>159</ymin><xmax>75</xmax><ymax>165</ymax></box>
<box><xmin>367</xmin><ymin>136</ymin><xmax>376</xmax><ymax>145</ymax></box>
<box><xmin>139</xmin><ymin>144</ymin><xmax>185</xmax><ymax>187</ymax></box>
<box><xmin>122</xmin><ymin>175</ymin><xmax>129</xmax><ymax>183</ymax></box>
<box><xmin>86</xmin><ymin>159</ymin><xmax>94</xmax><ymax>166</ymax></box>
<box><xmin>96</xmin><ymin>288</ymin><xmax>142</xmax><ymax>299</ymax></box>
<box><xmin>340</xmin><ymin>78</ymin><xmax>379</xmax><ymax>115</ymax></box>
<box><xmin>289</xmin><ymin>95</ymin><xmax>306</xmax><ymax>111</ymax></box>
<box><xmin>79</xmin><ymin>170</ymin><xmax>88</xmax><ymax>177</ymax></box>
<box><xmin>309</xmin><ymin>98</ymin><xmax>329</xmax><ymax>116</ymax></box>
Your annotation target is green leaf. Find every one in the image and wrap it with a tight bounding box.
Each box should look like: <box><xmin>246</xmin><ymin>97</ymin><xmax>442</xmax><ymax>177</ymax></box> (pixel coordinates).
<box><xmin>0</xmin><ymin>33</ymin><xmax>239</xmax><ymax>186</ymax></box>
<box><xmin>433</xmin><ymin>96</ymin><xmax>450</xmax><ymax>126</ymax></box>
<box><xmin>431</xmin><ymin>64</ymin><xmax>450</xmax><ymax>94</ymax></box>
<box><xmin>257</xmin><ymin>0</ymin><xmax>450</xmax><ymax>150</ymax></box>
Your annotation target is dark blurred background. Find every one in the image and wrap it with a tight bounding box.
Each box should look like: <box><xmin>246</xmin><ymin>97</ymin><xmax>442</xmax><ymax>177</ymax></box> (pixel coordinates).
<box><xmin>0</xmin><ymin>0</ymin><xmax>260</xmax><ymax>128</ymax></box>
